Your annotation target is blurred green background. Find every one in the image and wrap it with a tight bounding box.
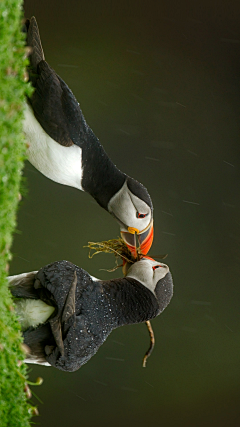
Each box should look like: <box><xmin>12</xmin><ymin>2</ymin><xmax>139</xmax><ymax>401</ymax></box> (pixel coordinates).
<box><xmin>11</xmin><ymin>1</ymin><xmax>240</xmax><ymax>425</ymax></box>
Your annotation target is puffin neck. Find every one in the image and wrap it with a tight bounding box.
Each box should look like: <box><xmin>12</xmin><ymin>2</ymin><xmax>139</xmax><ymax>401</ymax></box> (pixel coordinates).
<box><xmin>81</xmin><ymin>126</ymin><xmax>125</xmax><ymax>210</ymax></box>
<box><xmin>100</xmin><ymin>277</ymin><xmax>160</xmax><ymax>326</ymax></box>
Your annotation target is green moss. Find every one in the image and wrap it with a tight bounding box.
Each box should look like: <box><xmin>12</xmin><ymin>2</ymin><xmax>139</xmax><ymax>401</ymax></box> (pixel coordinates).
<box><xmin>0</xmin><ymin>1</ymin><xmax>33</xmax><ymax>425</ymax></box>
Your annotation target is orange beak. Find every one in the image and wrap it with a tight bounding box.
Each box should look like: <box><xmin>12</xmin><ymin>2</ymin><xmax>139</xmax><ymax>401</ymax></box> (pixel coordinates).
<box><xmin>121</xmin><ymin>220</ymin><xmax>154</xmax><ymax>259</ymax></box>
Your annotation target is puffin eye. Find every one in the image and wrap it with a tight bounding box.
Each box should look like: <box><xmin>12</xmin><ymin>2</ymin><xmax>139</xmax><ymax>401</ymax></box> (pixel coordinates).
<box><xmin>137</xmin><ymin>213</ymin><xmax>147</xmax><ymax>219</ymax></box>
<box><xmin>152</xmin><ymin>265</ymin><xmax>161</xmax><ymax>270</ymax></box>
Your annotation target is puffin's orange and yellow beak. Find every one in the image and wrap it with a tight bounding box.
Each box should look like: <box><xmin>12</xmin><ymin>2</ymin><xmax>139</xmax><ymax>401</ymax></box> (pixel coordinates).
<box><xmin>121</xmin><ymin>220</ymin><xmax>154</xmax><ymax>258</ymax></box>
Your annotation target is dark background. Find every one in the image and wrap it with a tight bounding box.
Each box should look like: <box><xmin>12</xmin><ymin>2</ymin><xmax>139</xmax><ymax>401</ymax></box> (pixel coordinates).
<box><xmin>11</xmin><ymin>1</ymin><xmax>240</xmax><ymax>425</ymax></box>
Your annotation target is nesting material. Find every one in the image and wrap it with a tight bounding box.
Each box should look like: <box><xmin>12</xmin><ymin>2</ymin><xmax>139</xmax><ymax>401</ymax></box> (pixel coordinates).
<box><xmin>142</xmin><ymin>321</ymin><xmax>155</xmax><ymax>367</ymax></box>
<box><xmin>86</xmin><ymin>237</ymin><xmax>137</xmax><ymax>270</ymax></box>
<box><xmin>85</xmin><ymin>237</ymin><xmax>156</xmax><ymax>367</ymax></box>
<box><xmin>86</xmin><ymin>238</ymin><xmax>168</xmax><ymax>268</ymax></box>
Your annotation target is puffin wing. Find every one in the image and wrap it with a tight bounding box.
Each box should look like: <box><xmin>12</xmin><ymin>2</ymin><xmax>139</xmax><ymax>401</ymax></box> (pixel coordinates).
<box><xmin>29</xmin><ymin>60</ymin><xmax>85</xmax><ymax>147</ymax></box>
<box><xmin>46</xmin><ymin>314</ymin><xmax>106</xmax><ymax>372</ymax></box>
<box><xmin>35</xmin><ymin>260</ymin><xmax>105</xmax><ymax>372</ymax></box>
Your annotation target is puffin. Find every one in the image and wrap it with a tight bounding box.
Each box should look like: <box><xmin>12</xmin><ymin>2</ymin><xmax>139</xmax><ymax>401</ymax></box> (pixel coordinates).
<box><xmin>9</xmin><ymin>258</ymin><xmax>173</xmax><ymax>372</ymax></box>
<box><xmin>23</xmin><ymin>17</ymin><xmax>154</xmax><ymax>258</ymax></box>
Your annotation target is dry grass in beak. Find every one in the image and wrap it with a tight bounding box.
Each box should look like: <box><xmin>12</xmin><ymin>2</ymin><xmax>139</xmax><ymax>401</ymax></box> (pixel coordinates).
<box><xmin>85</xmin><ymin>238</ymin><xmax>167</xmax><ymax>268</ymax></box>
<box><xmin>85</xmin><ymin>237</ymin><xmax>136</xmax><ymax>271</ymax></box>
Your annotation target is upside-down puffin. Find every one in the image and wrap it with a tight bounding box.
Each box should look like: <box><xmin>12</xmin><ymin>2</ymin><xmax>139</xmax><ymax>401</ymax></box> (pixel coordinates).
<box><xmin>23</xmin><ymin>17</ymin><xmax>154</xmax><ymax>258</ymax></box>
<box><xmin>9</xmin><ymin>258</ymin><xmax>173</xmax><ymax>372</ymax></box>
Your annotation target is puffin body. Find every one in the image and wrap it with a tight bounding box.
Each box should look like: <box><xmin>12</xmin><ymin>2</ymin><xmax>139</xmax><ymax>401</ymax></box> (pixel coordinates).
<box><xmin>23</xmin><ymin>17</ymin><xmax>154</xmax><ymax>257</ymax></box>
<box><xmin>9</xmin><ymin>259</ymin><xmax>173</xmax><ymax>372</ymax></box>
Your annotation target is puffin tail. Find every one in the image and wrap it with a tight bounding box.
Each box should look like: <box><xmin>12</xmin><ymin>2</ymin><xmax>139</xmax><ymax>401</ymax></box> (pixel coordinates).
<box><xmin>23</xmin><ymin>323</ymin><xmax>54</xmax><ymax>365</ymax></box>
<box><xmin>24</xmin><ymin>16</ymin><xmax>45</xmax><ymax>72</ymax></box>
<box><xmin>8</xmin><ymin>271</ymin><xmax>56</xmax><ymax>365</ymax></box>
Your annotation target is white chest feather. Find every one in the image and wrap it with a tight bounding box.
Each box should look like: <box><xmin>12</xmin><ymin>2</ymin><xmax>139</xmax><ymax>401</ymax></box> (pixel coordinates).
<box><xmin>23</xmin><ymin>103</ymin><xmax>83</xmax><ymax>190</ymax></box>
<box><xmin>14</xmin><ymin>298</ymin><xmax>55</xmax><ymax>331</ymax></box>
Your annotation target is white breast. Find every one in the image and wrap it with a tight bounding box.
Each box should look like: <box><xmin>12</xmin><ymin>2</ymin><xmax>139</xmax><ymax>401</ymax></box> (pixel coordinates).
<box><xmin>14</xmin><ymin>298</ymin><xmax>55</xmax><ymax>331</ymax></box>
<box><xmin>23</xmin><ymin>103</ymin><xmax>83</xmax><ymax>190</ymax></box>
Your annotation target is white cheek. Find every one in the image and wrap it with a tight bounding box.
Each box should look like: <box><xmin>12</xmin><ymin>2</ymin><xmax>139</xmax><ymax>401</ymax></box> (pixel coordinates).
<box><xmin>126</xmin><ymin>262</ymin><xmax>155</xmax><ymax>293</ymax></box>
<box><xmin>126</xmin><ymin>260</ymin><xmax>169</xmax><ymax>294</ymax></box>
<box><xmin>108</xmin><ymin>182</ymin><xmax>151</xmax><ymax>231</ymax></box>
<box><xmin>154</xmin><ymin>266</ymin><xmax>169</xmax><ymax>282</ymax></box>
<box><xmin>115</xmin><ymin>191</ymin><xmax>136</xmax><ymax>219</ymax></box>
<box><xmin>108</xmin><ymin>185</ymin><xmax>136</xmax><ymax>225</ymax></box>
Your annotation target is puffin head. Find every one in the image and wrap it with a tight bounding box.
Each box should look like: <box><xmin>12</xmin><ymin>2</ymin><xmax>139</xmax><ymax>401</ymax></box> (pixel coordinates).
<box><xmin>125</xmin><ymin>257</ymin><xmax>173</xmax><ymax>311</ymax></box>
<box><xmin>108</xmin><ymin>177</ymin><xmax>154</xmax><ymax>258</ymax></box>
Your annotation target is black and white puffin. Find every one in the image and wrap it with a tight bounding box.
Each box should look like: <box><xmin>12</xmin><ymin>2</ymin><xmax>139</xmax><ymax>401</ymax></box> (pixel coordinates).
<box><xmin>23</xmin><ymin>17</ymin><xmax>154</xmax><ymax>258</ymax></box>
<box><xmin>9</xmin><ymin>258</ymin><xmax>173</xmax><ymax>372</ymax></box>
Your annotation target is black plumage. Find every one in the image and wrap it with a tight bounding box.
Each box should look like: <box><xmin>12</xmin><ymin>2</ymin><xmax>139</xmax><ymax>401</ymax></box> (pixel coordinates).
<box><xmin>10</xmin><ymin>260</ymin><xmax>173</xmax><ymax>372</ymax></box>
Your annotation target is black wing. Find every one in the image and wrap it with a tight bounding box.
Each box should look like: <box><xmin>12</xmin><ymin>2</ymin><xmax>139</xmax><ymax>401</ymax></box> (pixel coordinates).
<box><xmin>35</xmin><ymin>260</ymin><xmax>110</xmax><ymax>372</ymax></box>
<box><xmin>26</xmin><ymin>17</ymin><xmax>88</xmax><ymax>147</ymax></box>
